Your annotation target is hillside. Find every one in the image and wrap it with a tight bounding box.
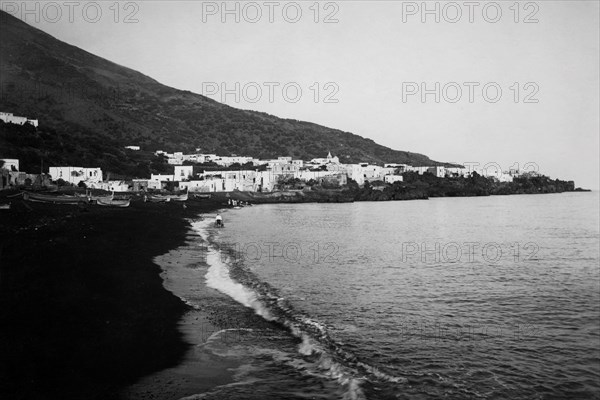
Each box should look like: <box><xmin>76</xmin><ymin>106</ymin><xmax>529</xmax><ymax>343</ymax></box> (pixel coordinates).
<box><xmin>0</xmin><ymin>10</ymin><xmax>444</xmax><ymax>176</ymax></box>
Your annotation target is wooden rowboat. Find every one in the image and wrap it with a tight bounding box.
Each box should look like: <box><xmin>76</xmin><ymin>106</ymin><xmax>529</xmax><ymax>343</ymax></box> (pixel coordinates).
<box><xmin>76</xmin><ymin>191</ymin><xmax>114</xmax><ymax>202</ymax></box>
<box><xmin>96</xmin><ymin>198</ymin><xmax>131</xmax><ymax>207</ymax></box>
<box><xmin>145</xmin><ymin>192</ymin><xmax>188</xmax><ymax>202</ymax></box>
<box><xmin>23</xmin><ymin>192</ymin><xmax>83</xmax><ymax>205</ymax></box>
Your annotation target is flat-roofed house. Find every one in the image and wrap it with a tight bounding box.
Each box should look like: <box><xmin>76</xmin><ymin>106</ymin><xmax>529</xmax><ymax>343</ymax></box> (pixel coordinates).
<box><xmin>49</xmin><ymin>167</ymin><xmax>103</xmax><ymax>185</ymax></box>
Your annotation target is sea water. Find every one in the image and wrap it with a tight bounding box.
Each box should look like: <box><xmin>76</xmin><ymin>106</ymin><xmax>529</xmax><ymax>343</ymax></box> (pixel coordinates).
<box><xmin>188</xmin><ymin>192</ymin><xmax>599</xmax><ymax>399</ymax></box>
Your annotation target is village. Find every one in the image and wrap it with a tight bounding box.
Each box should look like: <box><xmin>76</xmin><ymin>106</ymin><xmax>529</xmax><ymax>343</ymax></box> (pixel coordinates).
<box><xmin>1</xmin><ymin>111</ymin><xmax>524</xmax><ymax>193</ymax></box>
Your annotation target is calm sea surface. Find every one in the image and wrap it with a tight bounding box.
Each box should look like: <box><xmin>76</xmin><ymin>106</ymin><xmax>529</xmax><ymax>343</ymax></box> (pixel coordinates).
<box><xmin>188</xmin><ymin>192</ymin><xmax>599</xmax><ymax>399</ymax></box>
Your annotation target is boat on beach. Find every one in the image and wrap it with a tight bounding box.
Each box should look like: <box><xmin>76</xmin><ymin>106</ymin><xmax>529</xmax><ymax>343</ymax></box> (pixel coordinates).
<box><xmin>76</xmin><ymin>191</ymin><xmax>114</xmax><ymax>202</ymax></box>
<box><xmin>23</xmin><ymin>192</ymin><xmax>83</xmax><ymax>205</ymax></box>
<box><xmin>144</xmin><ymin>191</ymin><xmax>188</xmax><ymax>203</ymax></box>
<box><xmin>96</xmin><ymin>198</ymin><xmax>131</xmax><ymax>207</ymax></box>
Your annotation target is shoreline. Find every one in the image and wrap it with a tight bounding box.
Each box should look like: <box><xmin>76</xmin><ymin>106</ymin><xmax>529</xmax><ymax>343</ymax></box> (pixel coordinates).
<box><xmin>0</xmin><ymin>197</ymin><xmax>222</xmax><ymax>399</ymax></box>
<box><xmin>1</xmin><ymin>191</ymin><xmax>596</xmax><ymax>399</ymax></box>
<box><xmin>122</xmin><ymin>217</ymin><xmax>241</xmax><ymax>399</ymax></box>
<box><xmin>201</xmin><ymin>182</ymin><xmax>591</xmax><ymax>206</ymax></box>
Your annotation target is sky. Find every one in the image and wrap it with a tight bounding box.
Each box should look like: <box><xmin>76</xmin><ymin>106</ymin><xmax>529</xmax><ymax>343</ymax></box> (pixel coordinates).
<box><xmin>3</xmin><ymin>0</ymin><xmax>599</xmax><ymax>189</ymax></box>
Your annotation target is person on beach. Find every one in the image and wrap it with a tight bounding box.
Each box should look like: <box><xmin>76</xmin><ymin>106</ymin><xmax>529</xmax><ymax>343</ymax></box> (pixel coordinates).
<box><xmin>215</xmin><ymin>213</ymin><xmax>223</xmax><ymax>227</ymax></box>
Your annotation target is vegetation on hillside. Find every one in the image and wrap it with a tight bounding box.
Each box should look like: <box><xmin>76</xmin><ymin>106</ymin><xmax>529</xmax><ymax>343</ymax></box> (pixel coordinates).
<box><xmin>0</xmin><ymin>10</ymin><xmax>442</xmax><ymax>168</ymax></box>
<box><xmin>349</xmin><ymin>172</ymin><xmax>579</xmax><ymax>202</ymax></box>
<box><xmin>0</xmin><ymin>121</ymin><xmax>167</xmax><ymax>178</ymax></box>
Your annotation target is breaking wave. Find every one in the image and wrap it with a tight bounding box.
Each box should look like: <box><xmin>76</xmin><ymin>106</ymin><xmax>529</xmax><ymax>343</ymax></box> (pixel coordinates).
<box><xmin>191</xmin><ymin>217</ymin><xmax>406</xmax><ymax>399</ymax></box>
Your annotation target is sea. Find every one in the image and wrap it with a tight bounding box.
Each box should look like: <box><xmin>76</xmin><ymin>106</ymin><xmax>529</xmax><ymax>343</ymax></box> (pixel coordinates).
<box><xmin>178</xmin><ymin>192</ymin><xmax>600</xmax><ymax>400</ymax></box>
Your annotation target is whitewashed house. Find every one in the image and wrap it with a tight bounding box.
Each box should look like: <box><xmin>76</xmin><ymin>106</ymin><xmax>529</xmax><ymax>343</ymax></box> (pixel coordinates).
<box><xmin>200</xmin><ymin>170</ymin><xmax>259</xmax><ymax>191</ymax></box>
<box><xmin>179</xmin><ymin>180</ymin><xmax>219</xmax><ymax>192</ymax></box>
<box><xmin>427</xmin><ymin>166</ymin><xmax>446</xmax><ymax>178</ymax></box>
<box><xmin>213</xmin><ymin>156</ymin><xmax>256</xmax><ymax>167</ymax></box>
<box><xmin>90</xmin><ymin>180</ymin><xmax>130</xmax><ymax>192</ymax></box>
<box><xmin>150</xmin><ymin>174</ymin><xmax>175</xmax><ymax>182</ymax></box>
<box><xmin>384</xmin><ymin>163</ymin><xmax>410</xmax><ymax>172</ymax></box>
<box><xmin>167</xmin><ymin>152</ymin><xmax>184</xmax><ymax>165</ymax></box>
<box><xmin>49</xmin><ymin>167</ymin><xmax>103</xmax><ymax>185</ymax></box>
<box><xmin>174</xmin><ymin>165</ymin><xmax>194</xmax><ymax>181</ymax></box>
<box><xmin>310</xmin><ymin>152</ymin><xmax>340</xmax><ymax>166</ymax></box>
<box><xmin>406</xmin><ymin>166</ymin><xmax>431</xmax><ymax>175</ymax></box>
<box><xmin>445</xmin><ymin>167</ymin><xmax>469</xmax><ymax>177</ymax></box>
<box><xmin>361</xmin><ymin>164</ymin><xmax>383</xmax><ymax>181</ymax></box>
<box><xmin>384</xmin><ymin>175</ymin><xmax>404</xmax><ymax>184</ymax></box>
<box><xmin>0</xmin><ymin>112</ymin><xmax>38</xmax><ymax>127</ymax></box>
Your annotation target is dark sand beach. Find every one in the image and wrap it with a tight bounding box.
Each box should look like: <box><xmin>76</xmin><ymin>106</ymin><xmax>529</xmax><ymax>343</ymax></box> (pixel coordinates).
<box><xmin>0</xmin><ymin>194</ymin><xmax>228</xmax><ymax>400</ymax></box>
<box><xmin>122</xmin><ymin>230</ymin><xmax>242</xmax><ymax>400</ymax></box>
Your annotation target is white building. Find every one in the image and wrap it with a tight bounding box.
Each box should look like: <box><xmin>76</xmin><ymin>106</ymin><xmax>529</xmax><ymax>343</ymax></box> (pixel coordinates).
<box><xmin>384</xmin><ymin>163</ymin><xmax>410</xmax><ymax>172</ymax></box>
<box><xmin>167</xmin><ymin>152</ymin><xmax>185</xmax><ymax>165</ymax></box>
<box><xmin>381</xmin><ymin>167</ymin><xmax>398</xmax><ymax>176</ymax></box>
<box><xmin>150</xmin><ymin>174</ymin><xmax>175</xmax><ymax>182</ymax></box>
<box><xmin>49</xmin><ymin>167</ymin><xmax>103</xmax><ymax>185</ymax></box>
<box><xmin>360</xmin><ymin>164</ymin><xmax>383</xmax><ymax>181</ymax></box>
<box><xmin>257</xmin><ymin>170</ymin><xmax>277</xmax><ymax>192</ymax></box>
<box><xmin>310</xmin><ymin>152</ymin><xmax>340</xmax><ymax>165</ymax></box>
<box><xmin>406</xmin><ymin>166</ymin><xmax>431</xmax><ymax>175</ymax></box>
<box><xmin>200</xmin><ymin>170</ymin><xmax>260</xmax><ymax>191</ymax></box>
<box><xmin>185</xmin><ymin>154</ymin><xmax>217</xmax><ymax>164</ymax></box>
<box><xmin>427</xmin><ymin>166</ymin><xmax>446</xmax><ymax>178</ymax></box>
<box><xmin>269</xmin><ymin>161</ymin><xmax>300</xmax><ymax>176</ymax></box>
<box><xmin>125</xmin><ymin>146</ymin><xmax>140</xmax><ymax>151</ymax></box>
<box><xmin>0</xmin><ymin>112</ymin><xmax>38</xmax><ymax>127</ymax></box>
<box><xmin>498</xmin><ymin>173</ymin><xmax>514</xmax><ymax>183</ymax></box>
<box><xmin>296</xmin><ymin>169</ymin><xmax>340</xmax><ymax>182</ymax></box>
<box><xmin>89</xmin><ymin>180</ymin><xmax>130</xmax><ymax>192</ymax></box>
<box><xmin>384</xmin><ymin>175</ymin><xmax>404</xmax><ymax>184</ymax></box>
<box><xmin>340</xmin><ymin>163</ymin><xmax>384</xmax><ymax>185</ymax></box>
<box><xmin>343</xmin><ymin>164</ymin><xmax>365</xmax><ymax>185</ymax></box>
<box><xmin>213</xmin><ymin>156</ymin><xmax>256</xmax><ymax>167</ymax></box>
<box><xmin>445</xmin><ymin>167</ymin><xmax>469</xmax><ymax>177</ymax></box>
<box><xmin>296</xmin><ymin>170</ymin><xmax>348</xmax><ymax>186</ymax></box>
<box><xmin>179</xmin><ymin>180</ymin><xmax>221</xmax><ymax>192</ymax></box>
<box><xmin>174</xmin><ymin>165</ymin><xmax>194</xmax><ymax>181</ymax></box>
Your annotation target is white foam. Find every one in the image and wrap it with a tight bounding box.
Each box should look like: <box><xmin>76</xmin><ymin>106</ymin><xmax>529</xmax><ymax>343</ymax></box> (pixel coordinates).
<box><xmin>191</xmin><ymin>219</ymin><xmax>275</xmax><ymax>322</ymax></box>
<box><xmin>190</xmin><ymin>218</ymin><xmax>212</xmax><ymax>241</ymax></box>
<box><xmin>204</xmin><ymin>250</ymin><xmax>275</xmax><ymax>321</ymax></box>
<box><xmin>357</xmin><ymin>361</ymin><xmax>407</xmax><ymax>384</ymax></box>
<box><xmin>287</xmin><ymin>324</ymin><xmax>366</xmax><ymax>400</ymax></box>
<box><xmin>191</xmin><ymin>216</ymin><xmax>368</xmax><ymax>400</ymax></box>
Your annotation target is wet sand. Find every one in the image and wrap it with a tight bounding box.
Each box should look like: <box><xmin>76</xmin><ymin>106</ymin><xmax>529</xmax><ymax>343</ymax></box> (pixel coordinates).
<box><xmin>0</xmin><ymin>195</ymin><xmax>225</xmax><ymax>400</ymax></box>
<box><xmin>122</xmin><ymin>217</ymin><xmax>294</xmax><ymax>400</ymax></box>
<box><xmin>122</xmin><ymin>233</ymin><xmax>242</xmax><ymax>400</ymax></box>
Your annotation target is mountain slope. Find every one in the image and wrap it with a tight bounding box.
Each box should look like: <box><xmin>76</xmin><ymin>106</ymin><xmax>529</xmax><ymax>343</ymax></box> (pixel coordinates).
<box><xmin>0</xmin><ymin>10</ymin><xmax>444</xmax><ymax>175</ymax></box>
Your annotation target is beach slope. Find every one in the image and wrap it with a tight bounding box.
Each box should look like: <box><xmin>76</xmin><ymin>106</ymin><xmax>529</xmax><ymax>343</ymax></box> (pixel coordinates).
<box><xmin>0</xmin><ymin>199</ymin><xmax>218</xmax><ymax>399</ymax></box>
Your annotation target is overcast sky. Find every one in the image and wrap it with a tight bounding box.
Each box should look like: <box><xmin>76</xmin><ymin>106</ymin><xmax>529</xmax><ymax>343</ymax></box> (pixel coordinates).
<box><xmin>5</xmin><ymin>1</ymin><xmax>599</xmax><ymax>189</ymax></box>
